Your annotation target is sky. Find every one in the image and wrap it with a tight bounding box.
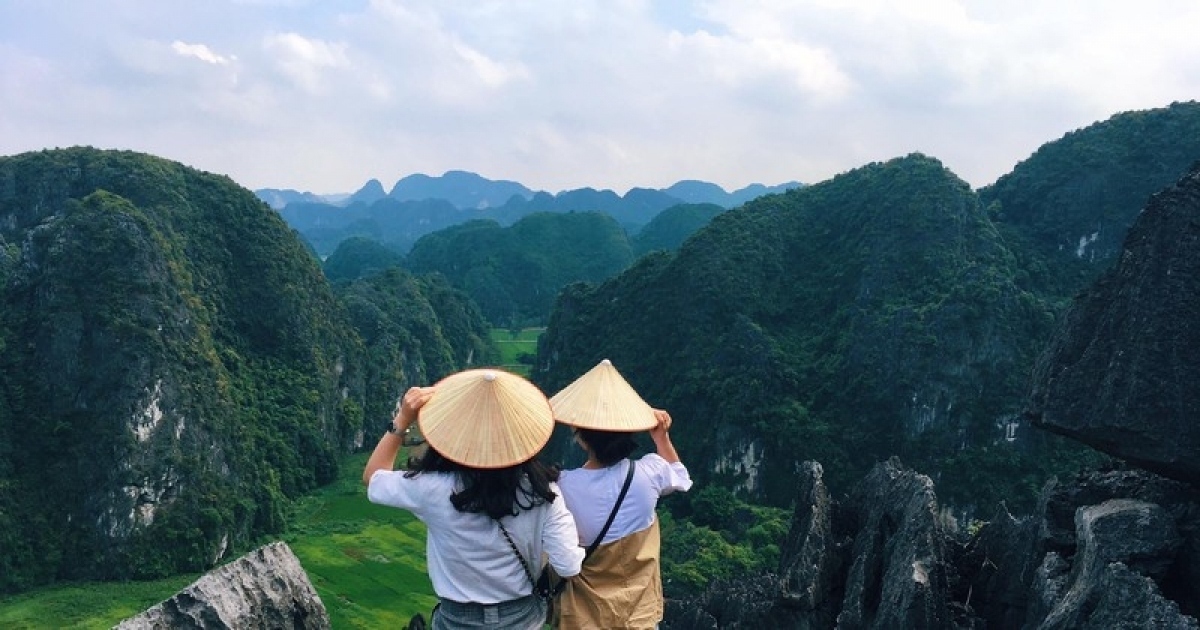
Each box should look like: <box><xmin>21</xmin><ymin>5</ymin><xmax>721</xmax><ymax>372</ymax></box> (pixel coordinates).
<box><xmin>2</xmin><ymin>1</ymin><xmax>1199</xmax><ymax>196</ymax></box>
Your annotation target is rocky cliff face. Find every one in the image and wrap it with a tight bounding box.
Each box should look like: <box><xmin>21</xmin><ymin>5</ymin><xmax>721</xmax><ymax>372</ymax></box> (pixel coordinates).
<box><xmin>0</xmin><ymin>148</ymin><xmax>361</xmax><ymax>588</ymax></box>
<box><xmin>664</xmin><ymin>162</ymin><xmax>1200</xmax><ymax>629</ymax></box>
<box><xmin>666</xmin><ymin>461</ymin><xmax>1199</xmax><ymax>629</ymax></box>
<box><xmin>1027</xmin><ymin>162</ymin><xmax>1200</xmax><ymax>485</ymax></box>
<box><xmin>116</xmin><ymin>541</ymin><xmax>330</xmax><ymax>629</ymax></box>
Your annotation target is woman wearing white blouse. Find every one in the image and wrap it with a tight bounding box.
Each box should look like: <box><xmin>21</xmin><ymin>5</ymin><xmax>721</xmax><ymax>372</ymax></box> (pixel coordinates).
<box><xmin>364</xmin><ymin>369</ymin><xmax>585</xmax><ymax>630</ymax></box>
<box><xmin>549</xmin><ymin>360</ymin><xmax>693</xmax><ymax>630</ymax></box>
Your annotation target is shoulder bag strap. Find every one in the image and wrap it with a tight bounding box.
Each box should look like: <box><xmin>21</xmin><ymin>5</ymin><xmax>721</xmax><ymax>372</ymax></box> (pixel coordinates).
<box><xmin>496</xmin><ymin>518</ymin><xmax>539</xmax><ymax>591</ymax></box>
<box><xmin>585</xmin><ymin>458</ymin><xmax>637</xmax><ymax>557</ymax></box>
<box><xmin>546</xmin><ymin>459</ymin><xmax>639</xmax><ymax>599</ymax></box>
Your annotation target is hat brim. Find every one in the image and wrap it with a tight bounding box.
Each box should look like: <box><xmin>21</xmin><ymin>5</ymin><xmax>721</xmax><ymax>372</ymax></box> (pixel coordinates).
<box><xmin>418</xmin><ymin>369</ymin><xmax>554</xmax><ymax>468</ymax></box>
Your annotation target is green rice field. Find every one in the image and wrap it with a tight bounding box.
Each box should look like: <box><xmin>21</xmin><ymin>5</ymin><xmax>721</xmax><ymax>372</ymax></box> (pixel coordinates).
<box><xmin>490</xmin><ymin>327</ymin><xmax>543</xmax><ymax>376</ymax></box>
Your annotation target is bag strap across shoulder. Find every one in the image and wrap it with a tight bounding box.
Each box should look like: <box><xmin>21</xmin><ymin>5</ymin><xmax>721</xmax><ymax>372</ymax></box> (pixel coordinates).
<box><xmin>586</xmin><ymin>458</ymin><xmax>637</xmax><ymax>556</ymax></box>
<box><xmin>498</xmin><ymin>458</ymin><xmax>639</xmax><ymax>599</ymax></box>
<box><xmin>496</xmin><ymin>519</ymin><xmax>538</xmax><ymax>591</ymax></box>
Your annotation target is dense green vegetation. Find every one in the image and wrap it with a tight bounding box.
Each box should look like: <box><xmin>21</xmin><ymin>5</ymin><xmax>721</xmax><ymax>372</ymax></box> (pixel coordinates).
<box><xmin>405</xmin><ymin>212</ymin><xmax>636</xmax><ymax>327</ymax></box>
<box><xmin>0</xmin><ymin>452</ymin><xmax>436</xmax><ymax>629</ymax></box>
<box><xmin>632</xmin><ymin>202</ymin><xmax>726</xmax><ymax>256</ymax></box>
<box><xmin>0</xmin><ymin>148</ymin><xmax>358</xmax><ymax>589</ymax></box>
<box><xmin>398</xmin><ymin>205</ymin><xmax>730</xmax><ymax>328</ymax></box>
<box><xmin>0</xmin><ymin>148</ymin><xmax>493</xmax><ymax>594</ymax></box>
<box><xmin>534</xmin><ymin>153</ymin><xmax>1115</xmax><ymax>513</ymax></box>
<box><xmin>335</xmin><ymin>268</ymin><xmax>499</xmax><ymax>434</ymax></box>
<box><xmin>323</xmin><ymin>236</ymin><xmax>405</xmax><ymax>282</ymax></box>
<box><xmin>3</xmin><ymin>101</ymin><xmax>1197</xmax><ymax>609</ymax></box>
<box><xmin>982</xmin><ymin>100</ymin><xmax>1200</xmax><ymax>283</ymax></box>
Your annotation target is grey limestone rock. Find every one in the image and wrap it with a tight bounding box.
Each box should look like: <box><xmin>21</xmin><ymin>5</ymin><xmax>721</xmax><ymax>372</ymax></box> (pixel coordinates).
<box><xmin>115</xmin><ymin>541</ymin><xmax>330</xmax><ymax>630</ymax></box>
<box><xmin>836</xmin><ymin>457</ymin><xmax>959</xmax><ymax>630</ymax></box>
<box><xmin>1028</xmin><ymin>163</ymin><xmax>1200</xmax><ymax>485</ymax></box>
<box><xmin>1034</xmin><ymin>499</ymin><xmax>1182</xmax><ymax>629</ymax></box>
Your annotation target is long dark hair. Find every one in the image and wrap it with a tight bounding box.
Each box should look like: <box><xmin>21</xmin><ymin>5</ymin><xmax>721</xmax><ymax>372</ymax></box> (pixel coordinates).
<box><xmin>576</xmin><ymin>429</ymin><xmax>638</xmax><ymax>466</ymax></box>
<box><xmin>405</xmin><ymin>446</ymin><xmax>560</xmax><ymax>520</ymax></box>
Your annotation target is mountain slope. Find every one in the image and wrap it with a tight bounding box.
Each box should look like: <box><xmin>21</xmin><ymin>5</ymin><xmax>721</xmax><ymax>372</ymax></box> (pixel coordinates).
<box><xmin>0</xmin><ymin>147</ymin><xmax>493</xmax><ymax>593</ymax></box>
<box><xmin>982</xmin><ymin>100</ymin><xmax>1200</xmax><ymax>276</ymax></box>
<box><xmin>405</xmin><ymin>211</ymin><xmax>635</xmax><ymax>326</ymax></box>
<box><xmin>535</xmin><ymin>154</ymin><xmax>1081</xmax><ymax>507</ymax></box>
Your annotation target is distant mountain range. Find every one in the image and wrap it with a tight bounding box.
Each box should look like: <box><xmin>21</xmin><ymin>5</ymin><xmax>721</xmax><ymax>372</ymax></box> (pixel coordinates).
<box><xmin>256</xmin><ymin>171</ymin><xmax>801</xmax><ymax>211</ymax></box>
<box><xmin>258</xmin><ymin>172</ymin><xmax>802</xmax><ymax>257</ymax></box>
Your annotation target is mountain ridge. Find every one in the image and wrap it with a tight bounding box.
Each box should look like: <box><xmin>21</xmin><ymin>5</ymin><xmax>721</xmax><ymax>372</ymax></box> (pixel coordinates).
<box><xmin>256</xmin><ymin>173</ymin><xmax>801</xmax><ymax>211</ymax></box>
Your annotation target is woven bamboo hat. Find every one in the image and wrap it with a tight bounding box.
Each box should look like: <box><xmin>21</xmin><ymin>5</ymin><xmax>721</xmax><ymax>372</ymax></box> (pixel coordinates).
<box><xmin>549</xmin><ymin>359</ymin><xmax>657</xmax><ymax>432</ymax></box>
<box><xmin>417</xmin><ymin>368</ymin><xmax>554</xmax><ymax>469</ymax></box>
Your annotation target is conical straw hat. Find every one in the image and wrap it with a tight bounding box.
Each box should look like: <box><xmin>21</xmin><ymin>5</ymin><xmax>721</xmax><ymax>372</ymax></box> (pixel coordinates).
<box><xmin>549</xmin><ymin>359</ymin><xmax>656</xmax><ymax>432</ymax></box>
<box><xmin>418</xmin><ymin>368</ymin><xmax>554</xmax><ymax>469</ymax></box>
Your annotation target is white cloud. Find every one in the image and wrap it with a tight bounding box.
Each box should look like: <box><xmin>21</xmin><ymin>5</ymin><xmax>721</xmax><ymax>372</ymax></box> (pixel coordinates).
<box><xmin>171</xmin><ymin>41</ymin><xmax>234</xmax><ymax>65</ymax></box>
<box><xmin>2</xmin><ymin>0</ymin><xmax>1200</xmax><ymax>194</ymax></box>
<box><xmin>262</xmin><ymin>32</ymin><xmax>348</xmax><ymax>94</ymax></box>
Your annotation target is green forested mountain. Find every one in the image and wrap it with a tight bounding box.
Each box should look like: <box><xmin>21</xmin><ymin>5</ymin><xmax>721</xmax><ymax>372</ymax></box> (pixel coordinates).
<box><xmin>335</xmin><ymin>267</ymin><xmax>499</xmax><ymax>431</ymax></box>
<box><xmin>404</xmin><ymin>211</ymin><xmax>637</xmax><ymax>327</ymax></box>
<box><xmin>535</xmin><ymin>103</ymin><xmax>1200</xmax><ymax>512</ymax></box>
<box><xmin>4</xmin><ymin>101</ymin><xmax>1194</xmax><ymax>601</ymax></box>
<box><xmin>983</xmin><ymin>100</ymin><xmax>1200</xmax><ymax>282</ymax></box>
<box><xmin>535</xmin><ymin>154</ymin><xmax>1102</xmax><ymax>510</ymax></box>
<box><xmin>632</xmin><ymin>202</ymin><xmax>726</xmax><ymax>256</ymax></box>
<box><xmin>0</xmin><ymin>148</ymin><xmax>490</xmax><ymax>594</ymax></box>
<box><xmin>323</xmin><ymin>236</ymin><xmax>405</xmax><ymax>282</ymax></box>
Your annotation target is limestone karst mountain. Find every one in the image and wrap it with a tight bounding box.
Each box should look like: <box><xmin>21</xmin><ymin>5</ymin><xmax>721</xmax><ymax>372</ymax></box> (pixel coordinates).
<box><xmin>663</xmin><ymin>161</ymin><xmax>1200</xmax><ymax>629</ymax></box>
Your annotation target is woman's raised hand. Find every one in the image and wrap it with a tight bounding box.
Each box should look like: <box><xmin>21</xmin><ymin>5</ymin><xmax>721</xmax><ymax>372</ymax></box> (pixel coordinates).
<box><xmin>649</xmin><ymin>408</ymin><xmax>672</xmax><ymax>437</ymax></box>
<box><xmin>648</xmin><ymin>408</ymin><xmax>681</xmax><ymax>463</ymax></box>
<box><xmin>395</xmin><ymin>386</ymin><xmax>436</xmax><ymax>432</ymax></box>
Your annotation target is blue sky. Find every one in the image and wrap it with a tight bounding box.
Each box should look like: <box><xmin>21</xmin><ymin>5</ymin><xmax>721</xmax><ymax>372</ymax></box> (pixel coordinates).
<box><xmin>2</xmin><ymin>0</ymin><xmax>1198</xmax><ymax>195</ymax></box>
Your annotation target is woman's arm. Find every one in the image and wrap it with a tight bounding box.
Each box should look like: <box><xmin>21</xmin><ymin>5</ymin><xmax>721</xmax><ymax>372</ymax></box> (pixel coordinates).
<box><xmin>648</xmin><ymin>408</ymin><xmax>680</xmax><ymax>463</ymax></box>
<box><xmin>543</xmin><ymin>487</ymin><xmax>586</xmax><ymax>578</ymax></box>
<box><xmin>362</xmin><ymin>386</ymin><xmax>435</xmax><ymax>486</ymax></box>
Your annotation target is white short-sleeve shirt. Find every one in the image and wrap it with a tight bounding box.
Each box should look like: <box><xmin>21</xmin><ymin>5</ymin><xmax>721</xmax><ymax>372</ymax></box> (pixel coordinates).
<box><xmin>367</xmin><ymin>470</ymin><xmax>585</xmax><ymax>603</ymax></box>
<box><xmin>558</xmin><ymin>454</ymin><xmax>693</xmax><ymax>546</ymax></box>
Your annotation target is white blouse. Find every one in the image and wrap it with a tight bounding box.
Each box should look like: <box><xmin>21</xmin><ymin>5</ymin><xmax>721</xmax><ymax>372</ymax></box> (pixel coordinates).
<box><xmin>367</xmin><ymin>470</ymin><xmax>585</xmax><ymax>604</ymax></box>
<box><xmin>558</xmin><ymin>454</ymin><xmax>693</xmax><ymax>547</ymax></box>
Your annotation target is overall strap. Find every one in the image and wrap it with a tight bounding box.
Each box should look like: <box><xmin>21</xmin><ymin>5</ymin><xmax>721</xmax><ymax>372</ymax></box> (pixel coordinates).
<box><xmin>586</xmin><ymin>458</ymin><xmax>637</xmax><ymax>556</ymax></box>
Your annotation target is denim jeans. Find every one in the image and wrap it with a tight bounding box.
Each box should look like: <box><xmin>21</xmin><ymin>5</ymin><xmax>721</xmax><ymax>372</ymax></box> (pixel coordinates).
<box><xmin>432</xmin><ymin>594</ymin><xmax>547</xmax><ymax>629</ymax></box>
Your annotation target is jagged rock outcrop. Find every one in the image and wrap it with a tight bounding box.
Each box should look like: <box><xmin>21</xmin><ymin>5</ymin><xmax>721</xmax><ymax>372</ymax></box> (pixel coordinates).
<box><xmin>665</xmin><ymin>458</ymin><xmax>965</xmax><ymax>629</ymax></box>
<box><xmin>665</xmin><ymin>459</ymin><xmax>1200</xmax><ymax>629</ymax></box>
<box><xmin>777</xmin><ymin>461</ymin><xmax>842</xmax><ymax>624</ymax></box>
<box><xmin>1027</xmin><ymin>162</ymin><xmax>1200</xmax><ymax>485</ymax></box>
<box><xmin>116</xmin><ymin>541</ymin><xmax>330</xmax><ymax>629</ymax></box>
<box><xmin>836</xmin><ymin>458</ymin><xmax>960</xmax><ymax>629</ymax></box>
<box><xmin>1034</xmin><ymin>499</ymin><xmax>1185</xmax><ymax>628</ymax></box>
<box><xmin>957</xmin><ymin>505</ymin><xmax>1040</xmax><ymax>629</ymax></box>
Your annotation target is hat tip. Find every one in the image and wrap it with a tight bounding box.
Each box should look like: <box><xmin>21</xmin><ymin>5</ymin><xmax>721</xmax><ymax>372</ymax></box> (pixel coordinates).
<box><xmin>483</xmin><ymin>371</ymin><xmax>497</xmax><ymax>381</ymax></box>
<box><xmin>600</xmin><ymin>359</ymin><xmax>612</xmax><ymax>366</ymax></box>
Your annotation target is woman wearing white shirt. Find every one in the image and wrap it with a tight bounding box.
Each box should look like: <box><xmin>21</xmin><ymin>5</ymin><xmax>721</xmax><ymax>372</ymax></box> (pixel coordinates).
<box><xmin>550</xmin><ymin>360</ymin><xmax>693</xmax><ymax>630</ymax></box>
<box><xmin>364</xmin><ymin>369</ymin><xmax>585</xmax><ymax>630</ymax></box>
